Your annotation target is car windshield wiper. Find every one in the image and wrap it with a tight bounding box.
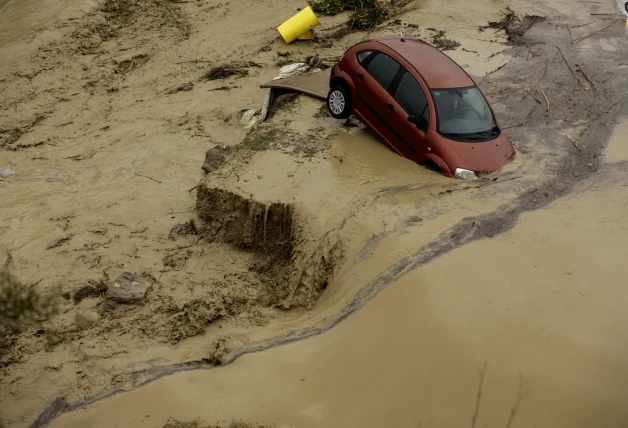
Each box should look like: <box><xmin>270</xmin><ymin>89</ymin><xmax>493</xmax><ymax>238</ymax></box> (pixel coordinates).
<box><xmin>441</xmin><ymin>127</ymin><xmax>500</xmax><ymax>141</ymax></box>
<box><xmin>441</xmin><ymin>132</ymin><xmax>489</xmax><ymax>141</ymax></box>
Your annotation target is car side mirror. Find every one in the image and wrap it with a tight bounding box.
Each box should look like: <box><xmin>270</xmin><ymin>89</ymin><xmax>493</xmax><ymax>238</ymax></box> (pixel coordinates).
<box><xmin>408</xmin><ymin>114</ymin><xmax>426</xmax><ymax>130</ymax></box>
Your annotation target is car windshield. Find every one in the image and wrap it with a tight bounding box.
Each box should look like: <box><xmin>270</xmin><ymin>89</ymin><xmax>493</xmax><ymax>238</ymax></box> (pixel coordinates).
<box><xmin>431</xmin><ymin>87</ymin><xmax>498</xmax><ymax>142</ymax></box>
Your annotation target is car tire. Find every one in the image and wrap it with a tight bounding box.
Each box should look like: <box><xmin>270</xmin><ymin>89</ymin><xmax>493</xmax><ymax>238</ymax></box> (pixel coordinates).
<box><xmin>327</xmin><ymin>85</ymin><xmax>351</xmax><ymax>119</ymax></box>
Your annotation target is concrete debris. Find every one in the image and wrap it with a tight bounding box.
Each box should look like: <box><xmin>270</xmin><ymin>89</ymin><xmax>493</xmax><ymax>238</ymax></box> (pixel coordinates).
<box><xmin>106</xmin><ymin>272</ymin><xmax>151</xmax><ymax>303</ymax></box>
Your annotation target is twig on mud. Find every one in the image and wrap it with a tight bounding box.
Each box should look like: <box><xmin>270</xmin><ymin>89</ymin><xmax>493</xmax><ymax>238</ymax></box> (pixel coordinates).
<box><xmin>482</xmin><ymin>63</ymin><xmax>507</xmax><ymax>80</ymax></box>
<box><xmin>471</xmin><ymin>362</ymin><xmax>488</xmax><ymax>428</ymax></box>
<box><xmin>188</xmin><ymin>185</ymin><xmax>198</xmax><ymax>193</ymax></box>
<box><xmin>565</xmin><ymin>24</ymin><xmax>573</xmax><ymax>41</ymax></box>
<box><xmin>65</xmin><ymin>150</ymin><xmax>97</xmax><ymax>161</ymax></box>
<box><xmin>505</xmin><ymin>374</ymin><xmax>524</xmax><ymax>428</ymax></box>
<box><xmin>158</xmin><ymin>262</ymin><xmax>167</xmax><ymax>282</ymax></box>
<box><xmin>572</xmin><ymin>21</ymin><xmax>617</xmax><ymax>44</ymax></box>
<box><xmin>3</xmin><ymin>252</ymin><xmax>12</xmax><ymax>268</ymax></box>
<box><xmin>108</xmin><ymin>222</ymin><xmax>126</xmax><ymax>227</ymax></box>
<box><xmin>556</xmin><ymin>46</ymin><xmax>582</xmax><ymax>86</ymax></box>
<box><xmin>577</xmin><ymin>65</ymin><xmax>596</xmax><ymax>90</ymax></box>
<box><xmin>521</xmin><ymin>58</ymin><xmax>549</xmax><ymax>100</ymax></box>
<box><xmin>133</xmin><ymin>172</ymin><xmax>162</xmax><ymax>184</ymax></box>
<box><xmin>571</xmin><ymin>21</ymin><xmax>595</xmax><ymax>28</ymax></box>
<box><xmin>540</xmin><ymin>89</ymin><xmax>550</xmax><ymax>112</ymax></box>
<box><xmin>176</xmin><ymin>60</ymin><xmax>213</xmax><ymax>64</ymax></box>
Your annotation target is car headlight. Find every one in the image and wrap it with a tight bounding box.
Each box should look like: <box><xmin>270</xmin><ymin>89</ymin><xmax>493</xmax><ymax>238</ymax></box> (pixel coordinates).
<box><xmin>454</xmin><ymin>168</ymin><xmax>478</xmax><ymax>180</ymax></box>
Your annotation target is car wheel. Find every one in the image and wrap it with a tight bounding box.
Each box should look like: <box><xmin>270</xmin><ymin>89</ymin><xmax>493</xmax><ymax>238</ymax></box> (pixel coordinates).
<box><xmin>327</xmin><ymin>85</ymin><xmax>351</xmax><ymax>119</ymax></box>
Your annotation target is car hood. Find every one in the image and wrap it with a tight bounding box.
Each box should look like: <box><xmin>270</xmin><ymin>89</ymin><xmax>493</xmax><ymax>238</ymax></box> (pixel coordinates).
<box><xmin>445</xmin><ymin>133</ymin><xmax>514</xmax><ymax>174</ymax></box>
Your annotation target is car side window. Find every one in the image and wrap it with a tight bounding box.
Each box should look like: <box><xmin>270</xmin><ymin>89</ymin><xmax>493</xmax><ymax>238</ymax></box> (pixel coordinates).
<box><xmin>365</xmin><ymin>52</ymin><xmax>400</xmax><ymax>92</ymax></box>
<box><xmin>356</xmin><ymin>50</ymin><xmax>375</xmax><ymax>66</ymax></box>
<box><xmin>394</xmin><ymin>71</ymin><xmax>430</xmax><ymax>132</ymax></box>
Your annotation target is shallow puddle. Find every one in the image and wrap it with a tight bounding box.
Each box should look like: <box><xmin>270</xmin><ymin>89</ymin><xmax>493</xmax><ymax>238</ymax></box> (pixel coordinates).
<box><xmin>605</xmin><ymin>120</ymin><xmax>628</xmax><ymax>163</ymax></box>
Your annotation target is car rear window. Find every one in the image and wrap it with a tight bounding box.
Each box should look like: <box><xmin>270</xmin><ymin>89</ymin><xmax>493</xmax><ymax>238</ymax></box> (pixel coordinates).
<box><xmin>394</xmin><ymin>72</ymin><xmax>429</xmax><ymax>131</ymax></box>
<box><xmin>365</xmin><ymin>53</ymin><xmax>400</xmax><ymax>92</ymax></box>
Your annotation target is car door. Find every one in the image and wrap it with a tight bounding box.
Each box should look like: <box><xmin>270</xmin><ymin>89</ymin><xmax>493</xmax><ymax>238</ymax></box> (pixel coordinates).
<box><xmin>382</xmin><ymin>69</ymin><xmax>431</xmax><ymax>159</ymax></box>
<box><xmin>353</xmin><ymin>51</ymin><xmax>403</xmax><ymax>153</ymax></box>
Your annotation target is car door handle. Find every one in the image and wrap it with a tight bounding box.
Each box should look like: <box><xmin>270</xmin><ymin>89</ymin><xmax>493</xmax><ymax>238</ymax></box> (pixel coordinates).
<box><xmin>357</xmin><ymin>73</ymin><xmax>365</xmax><ymax>81</ymax></box>
<box><xmin>387</xmin><ymin>103</ymin><xmax>394</xmax><ymax>112</ymax></box>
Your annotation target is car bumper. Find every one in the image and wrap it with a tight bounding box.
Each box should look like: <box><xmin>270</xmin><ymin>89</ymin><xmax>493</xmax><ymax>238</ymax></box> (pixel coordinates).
<box><xmin>445</xmin><ymin>133</ymin><xmax>514</xmax><ymax>175</ymax></box>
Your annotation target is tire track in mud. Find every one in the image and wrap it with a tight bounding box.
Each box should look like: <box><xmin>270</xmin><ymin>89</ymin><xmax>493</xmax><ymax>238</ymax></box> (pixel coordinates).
<box><xmin>31</xmin><ymin>12</ymin><xmax>628</xmax><ymax>428</ymax></box>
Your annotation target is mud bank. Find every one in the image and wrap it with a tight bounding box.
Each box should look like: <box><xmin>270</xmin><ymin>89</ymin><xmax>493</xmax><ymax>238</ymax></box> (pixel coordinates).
<box><xmin>195</xmin><ymin>186</ymin><xmax>343</xmax><ymax>309</ymax></box>
<box><xmin>196</xmin><ymin>187</ymin><xmax>294</xmax><ymax>259</ymax></box>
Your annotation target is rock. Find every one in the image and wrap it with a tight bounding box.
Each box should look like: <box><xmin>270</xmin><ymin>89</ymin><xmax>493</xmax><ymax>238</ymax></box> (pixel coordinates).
<box><xmin>75</xmin><ymin>310</ymin><xmax>100</xmax><ymax>329</ymax></box>
<box><xmin>175</xmin><ymin>82</ymin><xmax>194</xmax><ymax>92</ymax></box>
<box><xmin>0</xmin><ymin>168</ymin><xmax>14</xmax><ymax>178</ymax></box>
<box><xmin>106</xmin><ymin>272</ymin><xmax>150</xmax><ymax>303</ymax></box>
<box><xmin>201</xmin><ymin>145</ymin><xmax>231</xmax><ymax>173</ymax></box>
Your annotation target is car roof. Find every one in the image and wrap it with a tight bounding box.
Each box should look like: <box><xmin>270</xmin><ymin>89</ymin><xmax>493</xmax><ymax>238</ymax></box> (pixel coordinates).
<box><xmin>371</xmin><ymin>36</ymin><xmax>475</xmax><ymax>89</ymax></box>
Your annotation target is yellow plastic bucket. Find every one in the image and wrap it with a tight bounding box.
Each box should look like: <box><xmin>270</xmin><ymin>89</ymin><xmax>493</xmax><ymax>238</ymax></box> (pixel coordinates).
<box><xmin>277</xmin><ymin>6</ymin><xmax>320</xmax><ymax>44</ymax></box>
<box><xmin>297</xmin><ymin>30</ymin><xmax>315</xmax><ymax>40</ymax></box>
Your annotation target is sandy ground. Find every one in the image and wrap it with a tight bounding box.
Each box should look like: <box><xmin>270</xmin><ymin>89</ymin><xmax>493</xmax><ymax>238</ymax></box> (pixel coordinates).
<box><xmin>1</xmin><ymin>0</ymin><xmax>628</xmax><ymax>426</ymax></box>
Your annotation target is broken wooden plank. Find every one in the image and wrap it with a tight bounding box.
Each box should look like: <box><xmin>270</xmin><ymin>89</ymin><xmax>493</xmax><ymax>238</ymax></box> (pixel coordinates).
<box><xmin>260</xmin><ymin>69</ymin><xmax>331</xmax><ymax>100</ymax></box>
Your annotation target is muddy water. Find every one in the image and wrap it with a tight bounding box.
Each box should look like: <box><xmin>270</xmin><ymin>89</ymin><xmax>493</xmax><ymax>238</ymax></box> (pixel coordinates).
<box><xmin>605</xmin><ymin>110</ymin><xmax>628</xmax><ymax>163</ymax></box>
<box><xmin>50</xmin><ymin>160</ymin><xmax>628</xmax><ymax>428</ymax></box>
<box><xmin>226</xmin><ymin>125</ymin><xmax>444</xmax><ymax>207</ymax></box>
<box><xmin>0</xmin><ymin>0</ymin><xmax>95</xmax><ymax>45</ymax></box>
<box><xmin>4</xmin><ymin>0</ymin><xmax>628</xmax><ymax>425</ymax></box>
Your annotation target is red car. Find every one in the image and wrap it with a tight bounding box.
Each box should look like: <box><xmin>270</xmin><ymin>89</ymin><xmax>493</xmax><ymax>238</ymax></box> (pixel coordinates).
<box><xmin>327</xmin><ymin>36</ymin><xmax>514</xmax><ymax>179</ymax></box>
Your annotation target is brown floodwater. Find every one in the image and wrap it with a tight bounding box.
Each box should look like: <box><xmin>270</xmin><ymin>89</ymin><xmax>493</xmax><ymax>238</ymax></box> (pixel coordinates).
<box><xmin>49</xmin><ymin>157</ymin><xmax>628</xmax><ymax>428</ymax></box>
<box><xmin>0</xmin><ymin>0</ymin><xmax>95</xmax><ymax>45</ymax></box>
<box><xmin>605</xmin><ymin>120</ymin><xmax>628</xmax><ymax>163</ymax></box>
<box><xmin>3</xmin><ymin>0</ymin><xmax>628</xmax><ymax>426</ymax></box>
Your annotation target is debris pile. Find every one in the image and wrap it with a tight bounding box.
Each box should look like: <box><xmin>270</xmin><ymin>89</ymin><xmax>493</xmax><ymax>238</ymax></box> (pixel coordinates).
<box><xmin>431</xmin><ymin>30</ymin><xmax>461</xmax><ymax>51</ymax></box>
<box><xmin>480</xmin><ymin>8</ymin><xmax>543</xmax><ymax>43</ymax></box>
<box><xmin>308</xmin><ymin>0</ymin><xmax>389</xmax><ymax>30</ymax></box>
<box><xmin>204</xmin><ymin>61</ymin><xmax>261</xmax><ymax>81</ymax></box>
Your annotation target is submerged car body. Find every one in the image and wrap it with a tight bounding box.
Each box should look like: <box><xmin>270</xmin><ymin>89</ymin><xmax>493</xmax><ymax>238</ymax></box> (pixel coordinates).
<box><xmin>327</xmin><ymin>36</ymin><xmax>514</xmax><ymax>178</ymax></box>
